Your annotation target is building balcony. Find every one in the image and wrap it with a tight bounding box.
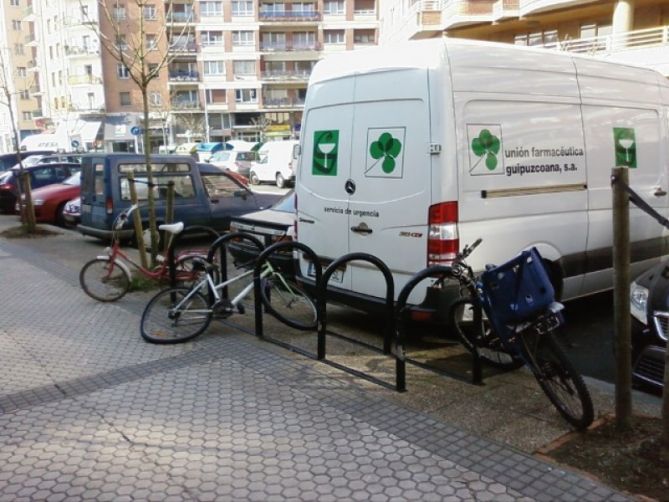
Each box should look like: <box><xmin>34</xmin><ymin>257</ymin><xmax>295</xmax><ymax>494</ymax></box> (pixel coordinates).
<box><xmin>261</xmin><ymin>70</ymin><xmax>311</xmax><ymax>82</ymax></box>
<box><xmin>262</xmin><ymin>97</ymin><xmax>305</xmax><ymax>109</ymax></box>
<box><xmin>68</xmin><ymin>75</ymin><xmax>103</xmax><ymax>85</ymax></box>
<box><xmin>171</xmin><ymin>100</ymin><xmax>201</xmax><ymax>110</ymax></box>
<box><xmin>259</xmin><ymin>11</ymin><xmax>321</xmax><ymax>23</ymax></box>
<box><xmin>168</xmin><ymin>42</ymin><xmax>198</xmax><ymax>53</ymax></box>
<box><xmin>543</xmin><ymin>25</ymin><xmax>669</xmax><ymax>77</ymax></box>
<box><xmin>64</xmin><ymin>16</ymin><xmax>96</xmax><ymax>27</ymax></box>
<box><xmin>260</xmin><ymin>43</ymin><xmax>320</xmax><ymax>53</ymax></box>
<box><xmin>519</xmin><ymin>0</ymin><xmax>598</xmax><ymax>17</ymax></box>
<box><xmin>353</xmin><ymin>9</ymin><xmax>376</xmax><ymax>18</ymax></box>
<box><xmin>492</xmin><ymin>0</ymin><xmax>519</xmax><ymax>21</ymax></box>
<box><xmin>441</xmin><ymin>0</ymin><xmax>494</xmax><ymax>30</ymax></box>
<box><xmin>22</xmin><ymin>4</ymin><xmax>35</xmax><ymax>21</ymax></box>
<box><xmin>31</xmin><ymin>109</ymin><xmax>45</xmax><ymax>119</ymax></box>
<box><xmin>168</xmin><ymin>70</ymin><xmax>200</xmax><ymax>81</ymax></box>
<box><xmin>167</xmin><ymin>11</ymin><xmax>197</xmax><ymax>23</ymax></box>
<box><xmin>65</xmin><ymin>45</ymin><xmax>100</xmax><ymax>56</ymax></box>
<box><xmin>26</xmin><ymin>60</ymin><xmax>39</xmax><ymax>72</ymax></box>
<box><xmin>25</xmin><ymin>34</ymin><xmax>38</xmax><ymax>46</ymax></box>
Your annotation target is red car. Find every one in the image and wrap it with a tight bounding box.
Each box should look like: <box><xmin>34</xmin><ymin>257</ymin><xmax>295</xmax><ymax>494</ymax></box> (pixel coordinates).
<box><xmin>18</xmin><ymin>172</ymin><xmax>81</xmax><ymax>225</ymax></box>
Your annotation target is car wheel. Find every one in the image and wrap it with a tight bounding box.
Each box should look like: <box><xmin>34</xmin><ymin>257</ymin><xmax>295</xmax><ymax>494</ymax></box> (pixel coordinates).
<box><xmin>276</xmin><ymin>173</ymin><xmax>285</xmax><ymax>189</ymax></box>
<box><xmin>55</xmin><ymin>202</ymin><xmax>67</xmax><ymax>227</ymax></box>
<box><xmin>249</xmin><ymin>172</ymin><xmax>260</xmax><ymax>185</ymax></box>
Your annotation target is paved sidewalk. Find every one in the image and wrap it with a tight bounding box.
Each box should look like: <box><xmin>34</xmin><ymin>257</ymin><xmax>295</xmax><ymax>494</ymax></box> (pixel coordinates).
<box><xmin>0</xmin><ymin>222</ymin><xmax>633</xmax><ymax>501</ymax></box>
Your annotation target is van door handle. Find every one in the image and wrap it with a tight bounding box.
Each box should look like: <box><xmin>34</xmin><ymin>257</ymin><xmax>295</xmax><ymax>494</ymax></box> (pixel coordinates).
<box><xmin>350</xmin><ymin>223</ymin><xmax>373</xmax><ymax>235</ymax></box>
<box><xmin>654</xmin><ymin>187</ymin><xmax>667</xmax><ymax>197</ymax></box>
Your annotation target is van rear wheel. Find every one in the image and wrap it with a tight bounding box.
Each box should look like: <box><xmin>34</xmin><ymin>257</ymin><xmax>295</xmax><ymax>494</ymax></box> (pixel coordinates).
<box><xmin>276</xmin><ymin>173</ymin><xmax>285</xmax><ymax>189</ymax></box>
<box><xmin>249</xmin><ymin>172</ymin><xmax>260</xmax><ymax>185</ymax></box>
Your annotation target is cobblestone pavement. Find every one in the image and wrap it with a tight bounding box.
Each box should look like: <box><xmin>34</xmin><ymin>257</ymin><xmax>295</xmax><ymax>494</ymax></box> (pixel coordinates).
<box><xmin>0</xmin><ymin>232</ymin><xmax>631</xmax><ymax>501</ymax></box>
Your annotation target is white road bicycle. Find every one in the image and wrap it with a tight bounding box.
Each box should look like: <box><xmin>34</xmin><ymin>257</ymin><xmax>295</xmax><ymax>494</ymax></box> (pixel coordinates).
<box><xmin>140</xmin><ymin>257</ymin><xmax>317</xmax><ymax>344</ymax></box>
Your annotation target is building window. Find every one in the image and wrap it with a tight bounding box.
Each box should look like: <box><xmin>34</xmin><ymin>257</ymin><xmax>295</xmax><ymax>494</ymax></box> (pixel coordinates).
<box><xmin>120</xmin><ymin>92</ymin><xmax>131</xmax><ymax>106</ymax></box>
<box><xmin>293</xmin><ymin>2</ymin><xmax>316</xmax><ymax>14</ymax></box>
<box><xmin>117</xmin><ymin>64</ymin><xmax>130</xmax><ymax>79</ymax></box>
<box><xmin>354</xmin><ymin>29</ymin><xmax>374</xmax><ymax>44</ymax></box>
<box><xmin>233</xmin><ymin>31</ymin><xmax>255</xmax><ymax>47</ymax></box>
<box><xmin>233</xmin><ymin>60</ymin><xmax>255</xmax><ymax>77</ymax></box>
<box><xmin>293</xmin><ymin>31</ymin><xmax>315</xmax><ymax>49</ymax></box>
<box><xmin>149</xmin><ymin>92</ymin><xmax>162</xmax><ymax>106</ymax></box>
<box><xmin>323</xmin><ymin>29</ymin><xmax>345</xmax><ymax>44</ymax></box>
<box><xmin>148</xmin><ymin>63</ymin><xmax>159</xmax><ymax>76</ymax></box>
<box><xmin>22</xmin><ymin>112</ymin><xmax>32</xmax><ymax>121</ymax></box>
<box><xmin>580</xmin><ymin>23</ymin><xmax>612</xmax><ymax>39</ymax></box>
<box><xmin>295</xmin><ymin>60</ymin><xmax>315</xmax><ymax>75</ymax></box>
<box><xmin>232</xmin><ymin>0</ymin><xmax>253</xmax><ymax>16</ymax></box>
<box><xmin>323</xmin><ymin>0</ymin><xmax>344</xmax><ymax>15</ymax></box>
<box><xmin>81</xmin><ymin>4</ymin><xmax>89</xmax><ymax>17</ymax></box>
<box><xmin>10</xmin><ymin>0</ymin><xmax>19</xmax><ymax>6</ymax></box>
<box><xmin>19</xmin><ymin>89</ymin><xmax>29</xmax><ymax>100</ymax></box>
<box><xmin>235</xmin><ymin>89</ymin><xmax>257</xmax><ymax>103</ymax></box>
<box><xmin>201</xmin><ymin>31</ymin><xmax>224</xmax><ymax>47</ymax></box>
<box><xmin>261</xmin><ymin>2</ymin><xmax>285</xmax><ymax>15</ymax></box>
<box><xmin>146</xmin><ymin>34</ymin><xmax>157</xmax><ymax>50</ymax></box>
<box><xmin>14</xmin><ymin>44</ymin><xmax>23</xmax><ymax>55</ymax></box>
<box><xmin>17</xmin><ymin>67</ymin><xmax>26</xmax><ymax>77</ymax></box>
<box><xmin>200</xmin><ymin>1</ymin><xmax>222</xmax><ymax>17</ymax></box>
<box><xmin>116</xmin><ymin>35</ymin><xmax>128</xmax><ymax>51</ymax></box>
<box><xmin>12</xmin><ymin>20</ymin><xmax>21</xmax><ymax>31</ymax></box>
<box><xmin>144</xmin><ymin>4</ymin><xmax>157</xmax><ymax>20</ymax></box>
<box><xmin>112</xmin><ymin>5</ymin><xmax>126</xmax><ymax>21</ymax></box>
<box><xmin>514</xmin><ymin>29</ymin><xmax>558</xmax><ymax>46</ymax></box>
<box><xmin>203</xmin><ymin>60</ymin><xmax>226</xmax><ymax>76</ymax></box>
<box><xmin>261</xmin><ymin>32</ymin><xmax>285</xmax><ymax>49</ymax></box>
<box><xmin>205</xmin><ymin>89</ymin><xmax>227</xmax><ymax>104</ymax></box>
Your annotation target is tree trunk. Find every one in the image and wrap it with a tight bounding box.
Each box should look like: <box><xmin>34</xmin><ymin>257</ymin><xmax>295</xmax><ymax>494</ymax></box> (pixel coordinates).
<box><xmin>142</xmin><ymin>87</ymin><xmax>159</xmax><ymax>267</ymax></box>
<box><xmin>20</xmin><ymin>172</ymin><xmax>36</xmax><ymax>233</ymax></box>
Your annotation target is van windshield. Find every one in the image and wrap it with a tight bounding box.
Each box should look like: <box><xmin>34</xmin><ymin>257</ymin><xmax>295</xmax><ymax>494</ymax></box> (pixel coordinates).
<box><xmin>201</xmin><ymin>173</ymin><xmax>246</xmax><ymax>199</ymax></box>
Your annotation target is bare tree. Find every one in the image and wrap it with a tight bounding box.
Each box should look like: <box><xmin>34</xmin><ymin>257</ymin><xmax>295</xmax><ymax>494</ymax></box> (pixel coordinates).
<box><xmin>0</xmin><ymin>45</ymin><xmax>37</xmax><ymax>233</ymax></box>
<box><xmin>88</xmin><ymin>0</ymin><xmax>190</xmax><ymax>264</ymax></box>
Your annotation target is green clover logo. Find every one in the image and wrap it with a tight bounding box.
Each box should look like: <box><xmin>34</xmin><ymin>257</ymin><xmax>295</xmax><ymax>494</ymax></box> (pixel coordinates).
<box><xmin>370</xmin><ymin>132</ymin><xmax>402</xmax><ymax>173</ymax></box>
<box><xmin>471</xmin><ymin>129</ymin><xmax>501</xmax><ymax>171</ymax></box>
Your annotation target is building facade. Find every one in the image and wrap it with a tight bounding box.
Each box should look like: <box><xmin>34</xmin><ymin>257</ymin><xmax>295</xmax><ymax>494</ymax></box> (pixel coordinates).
<box><xmin>380</xmin><ymin>0</ymin><xmax>669</xmax><ymax>78</ymax></box>
<box><xmin>1</xmin><ymin>0</ymin><xmax>379</xmax><ymax>153</ymax></box>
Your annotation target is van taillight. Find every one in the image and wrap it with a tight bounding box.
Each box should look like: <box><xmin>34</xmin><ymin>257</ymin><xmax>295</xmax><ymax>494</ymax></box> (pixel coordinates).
<box><xmin>106</xmin><ymin>197</ymin><xmax>113</xmax><ymax>215</ymax></box>
<box><xmin>428</xmin><ymin>201</ymin><xmax>458</xmax><ymax>265</ymax></box>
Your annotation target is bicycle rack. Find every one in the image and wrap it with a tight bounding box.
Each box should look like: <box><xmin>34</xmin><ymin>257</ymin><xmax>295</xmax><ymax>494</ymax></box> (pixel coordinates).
<box><xmin>252</xmin><ymin>245</ymin><xmax>405</xmax><ymax>392</ymax></box>
<box><xmin>166</xmin><ymin>225</ymin><xmax>221</xmax><ymax>288</ymax></box>
<box><xmin>397</xmin><ymin>266</ymin><xmax>483</xmax><ymax>385</ymax></box>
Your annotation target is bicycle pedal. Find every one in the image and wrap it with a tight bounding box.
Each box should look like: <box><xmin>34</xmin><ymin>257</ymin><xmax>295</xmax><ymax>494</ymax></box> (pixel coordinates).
<box><xmin>213</xmin><ymin>300</ymin><xmax>234</xmax><ymax>318</ymax></box>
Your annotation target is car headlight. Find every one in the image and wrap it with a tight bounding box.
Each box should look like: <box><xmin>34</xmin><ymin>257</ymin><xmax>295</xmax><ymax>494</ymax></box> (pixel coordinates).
<box><xmin>33</xmin><ymin>199</ymin><xmax>44</xmax><ymax>206</ymax></box>
<box><xmin>630</xmin><ymin>281</ymin><xmax>649</xmax><ymax>325</ymax></box>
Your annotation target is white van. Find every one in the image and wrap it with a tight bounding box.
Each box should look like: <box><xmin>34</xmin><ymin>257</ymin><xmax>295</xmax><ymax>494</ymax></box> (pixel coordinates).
<box><xmin>295</xmin><ymin>38</ymin><xmax>669</xmax><ymax>322</ymax></box>
<box><xmin>250</xmin><ymin>140</ymin><xmax>299</xmax><ymax>188</ymax></box>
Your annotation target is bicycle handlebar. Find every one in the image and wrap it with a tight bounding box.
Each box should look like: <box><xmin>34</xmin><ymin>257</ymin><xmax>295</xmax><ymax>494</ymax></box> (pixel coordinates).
<box><xmin>458</xmin><ymin>238</ymin><xmax>482</xmax><ymax>262</ymax></box>
<box><xmin>114</xmin><ymin>204</ymin><xmax>139</xmax><ymax>230</ymax></box>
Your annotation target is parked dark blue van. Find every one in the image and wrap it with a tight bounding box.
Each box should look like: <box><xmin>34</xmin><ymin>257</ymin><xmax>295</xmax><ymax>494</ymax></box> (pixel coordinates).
<box><xmin>78</xmin><ymin>153</ymin><xmax>279</xmax><ymax>240</ymax></box>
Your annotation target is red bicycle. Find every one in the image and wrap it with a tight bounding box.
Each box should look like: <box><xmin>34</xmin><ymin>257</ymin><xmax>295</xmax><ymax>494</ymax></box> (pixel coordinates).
<box><xmin>79</xmin><ymin>205</ymin><xmax>212</xmax><ymax>302</ymax></box>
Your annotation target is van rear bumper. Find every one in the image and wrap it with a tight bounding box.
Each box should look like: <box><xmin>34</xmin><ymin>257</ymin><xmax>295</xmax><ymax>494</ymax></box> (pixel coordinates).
<box><xmin>78</xmin><ymin>224</ymin><xmax>133</xmax><ymax>240</ymax></box>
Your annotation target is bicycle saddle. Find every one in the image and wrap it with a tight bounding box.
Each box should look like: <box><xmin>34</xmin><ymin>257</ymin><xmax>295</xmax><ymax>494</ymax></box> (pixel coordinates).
<box><xmin>159</xmin><ymin>222</ymin><xmax>184</xmax><ymax>235</ymax></box>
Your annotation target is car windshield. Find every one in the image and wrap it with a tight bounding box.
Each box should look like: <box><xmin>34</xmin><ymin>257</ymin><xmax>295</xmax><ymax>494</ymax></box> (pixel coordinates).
<box><xmin>271</xmin><ymin>191</ymin><xmax>295</xmax><ymax>213</ymax></box>
<box><xmin>0</xmin><ymin>171</ymin><xmax>12</xmax><ymax>183</ymax></box>
<box><xmin>63</xmin><ymin>172</ymin><xmax>81</xmax><ymax>186</ymax></box>
<box><xmin>213</xmin><ymin>152</ymin><xmax>231</xmax><ymax>161</ymax></box>
<box><xmin>236</xmin><ymin>151</ymin><xmax>258</xmax><ymax>161</ymax></box>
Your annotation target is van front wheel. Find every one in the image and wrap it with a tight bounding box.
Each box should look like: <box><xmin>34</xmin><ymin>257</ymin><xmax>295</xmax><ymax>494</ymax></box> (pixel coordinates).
<box><xmin>249</xmin><ymin>172</ymin><xmax>260</xmax><ymax>185</ymax></box>
<box><xmin>276</xmin><ymin>173</ymin><xmax>285</xmax><ymax>189</ymax></box>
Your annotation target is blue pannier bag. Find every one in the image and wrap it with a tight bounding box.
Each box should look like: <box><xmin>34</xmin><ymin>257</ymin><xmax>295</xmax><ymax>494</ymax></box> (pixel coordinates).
<box><xmin>480</xmin><ymin>247</ymin><xmax>555</xmax><ymax>324</ymax></box>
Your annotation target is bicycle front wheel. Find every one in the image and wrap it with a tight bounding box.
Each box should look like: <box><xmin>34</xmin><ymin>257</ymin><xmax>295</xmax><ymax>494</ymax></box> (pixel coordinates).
<box><xmin>520</xmin><ymin>330</ymin><xmax>594</xmax><ymax>430</ymax></box>
<box><xmin>450</xmin><ymin>299</ymin><xmax>524</xmax><ymax>370</ymax></box>
<box><xmin>261</xmin><ymin>275</ymin><xmax>317</xmax><ymax>330</ymax></box>
<box><xmin>79</xmin><ymin>258</ymin><xmax>131</xmax><ymax>302</ymax></box>
<box><xmin>141</xmin><ymin>287</ymin><xmax>212</xmax><ymax>344</ymax></box>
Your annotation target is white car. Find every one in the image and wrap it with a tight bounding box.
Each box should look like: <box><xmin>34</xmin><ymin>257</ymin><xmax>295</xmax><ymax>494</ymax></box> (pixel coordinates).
<box><xmin>209</xmin><ymin>150</ymin><xmax>259</xmax><ymax>177</ymax></box>
<box><xmin>249</xmin><ymin>140</ymin><xmax>299</xmax><ymax>188</ymax></box>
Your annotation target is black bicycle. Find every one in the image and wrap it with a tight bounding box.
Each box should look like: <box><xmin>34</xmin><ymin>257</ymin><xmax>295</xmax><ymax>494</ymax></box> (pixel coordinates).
<box><xmin>446</xmin><ymin>239</ymin><xmax>594</xmax><ymax>430</ymax></box>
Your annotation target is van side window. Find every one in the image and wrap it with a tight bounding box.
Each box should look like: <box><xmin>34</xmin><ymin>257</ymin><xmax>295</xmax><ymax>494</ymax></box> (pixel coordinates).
<box><xmin>119</xmin><ymin>174</ymin><xmax>195</xmax><ymax>200</ymax></box>
<box><xmin>118</xmin><ymin>162</ymin><xmax>190</xmax><ymax>173</ymax></box>
<box><xmin>201</xmin><ymin>174</ymin><xmax>241</xmax><ymax>199</ymax></box>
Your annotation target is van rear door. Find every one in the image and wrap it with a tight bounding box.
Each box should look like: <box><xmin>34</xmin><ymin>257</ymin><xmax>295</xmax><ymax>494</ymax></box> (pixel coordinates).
<box><xmin>297</xmin><ymin>78</ymin><xmax>356</xmax><ymax>289</ymax></box>
<box><xmin>79</xmin><ymin>156</ymin><xmax>109</xmax><ymax>229</ymax></box>
<box><xmin>347</xmin><ymin>69</ymin><xmax>431</xmax><ymax>298</ymax></box>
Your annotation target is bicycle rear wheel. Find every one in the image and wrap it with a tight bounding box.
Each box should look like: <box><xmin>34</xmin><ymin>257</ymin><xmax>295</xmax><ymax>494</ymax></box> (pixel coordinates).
<box><xmin>79</xmin><ymin>257</ymin><xmax>131</xmax><ymax>302</ymax></box>
<box><xmin>141</xmin><ymin>287</ymin><xmax>212</xmax><ymax>344</ymax></box>
<box><xmin>261</xmin><ymin>275</ymin><xmax>317</xmax><ymax>330</ymax></box>
<box><xmin>174</xmin><ymin>254</ymin><xmax>219</xmax><ymax>288</ymax></box>
<box><xmin>519</xmin><ymin>330</ymin><xmax>594</xmax><ymax>430</ymax></box>
<box><xmin>450</xmin><ymin>298</ymin><xmax>524</xmax><ymax>370</ymax></box>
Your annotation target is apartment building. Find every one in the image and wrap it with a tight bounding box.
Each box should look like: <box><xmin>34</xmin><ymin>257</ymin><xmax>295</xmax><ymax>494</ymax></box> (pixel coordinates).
<box><xmin>0</xmin><ymin>0</ymin><xmax>42</xmax><ymax>152</ymax></box>
<box><xmin>380</xmin><ymin>1</ymin><xmax>669</xmax><ymax>78</ymax></box>
<box><xmin>0</xmin><ymin>4</ymin><xmax>13</xmax><ymax>153</ymax></box>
